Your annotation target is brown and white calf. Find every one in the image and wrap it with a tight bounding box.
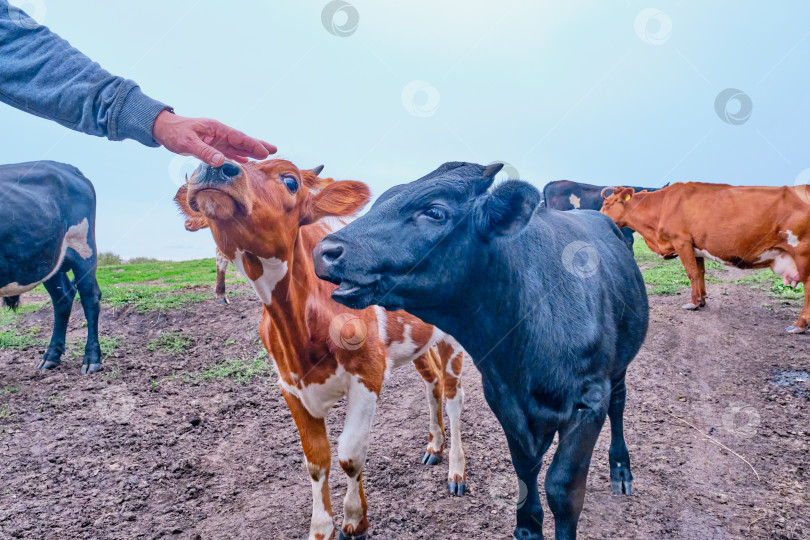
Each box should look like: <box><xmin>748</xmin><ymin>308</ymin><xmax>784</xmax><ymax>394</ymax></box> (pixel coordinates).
<box><xmin>175</xmin><ymin>159</ymin><xmax>467</xmax><ymax>539</ymax></box>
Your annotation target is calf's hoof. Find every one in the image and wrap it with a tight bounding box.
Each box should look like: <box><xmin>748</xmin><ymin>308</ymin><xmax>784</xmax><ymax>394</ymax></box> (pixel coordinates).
<box><xmin>785</xmin><ymin>325</ymin><xmax>807</xmax><ymax>334</ymax></box>
<box><xmin>513</xmin><ymin>527</ymin><xmax>544</xmax><ymax>540</ymax></box>
<box><xmin>338</xmin><ymin>532</ymin><xmax>366</xmax><ymax>540</ymax></box>
<box><xmin>81</xmin><ymin>362</ymin><xmax>102</xmax><ymax>375</ymax></box>
<box><xmin>610</xmin><ymin>477</ymin><xmax>633</xmax><ymax>495</ymax></box>
<box><xmin>216</xmin><ymin>297</ymin><xmax>229</xmax><ymax>304</ymax></box>
<box><xmin>37</xmin><ymin>357</ymin><xmax>61</xmax><ymax>370</ymax></box>
<box><xmin>422</xmin><ymin>452</ymin><xmax>442</xmax><ymax>466</ymax></box>
<box><xmin>681</xmin><ymin>303</ymin><xmax>699</xmax><ymax>310</ymax></box>
<box><xmin>448</xmin><ymin>480</ymin><xmax>467</xmax><ymax>496</ymax></box>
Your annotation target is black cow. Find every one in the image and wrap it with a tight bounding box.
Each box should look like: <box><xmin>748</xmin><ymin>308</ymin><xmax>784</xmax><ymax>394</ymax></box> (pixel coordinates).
<box><xmin>543</xmin><ymin>180</ymin><xmax>666</xmax><ymax>250</ymax></box>
<box><xmin>0</xmin><ymin>161</ymin><xmax>102</xmax><ymax>374</ymax></box>
<box><xmin>314</xmin><ymin>162</ymin><xmax>649</xmax><ymax>540</ymax></box>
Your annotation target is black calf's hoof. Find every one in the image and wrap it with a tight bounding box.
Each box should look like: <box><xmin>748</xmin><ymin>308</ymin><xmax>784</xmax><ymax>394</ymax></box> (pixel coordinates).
<box><xmin>37</xmin><ymin>358</ymin><xmax>61</xmax><ymax>370</ymax></box>
<box><xmin>448</xmin><ymin>480</ymin><xmax>467</xmax><ymax>496</ymax></box>
<box><xmin>81</xmin><ymin>362</ymin><xmax>102</xmax><ymax>375</ymax></box>
<box><xmin>610</xmin><ymin>477</ymin><xmax>633</xmax><ymax>495</ymax></box>
<box><xmin>513</xmin><ymin>527</ymin><xmax>544</xmax><ymax>540</ymax></box>
<box><xmin>338</xmin><ymin>532</ymin><xmax>366</xmax><ymax>540</ymax></box>
<box><xmin>422</xmin><ymin>452</ymin><xmax>442</xmax><ymax>466</ymax></box>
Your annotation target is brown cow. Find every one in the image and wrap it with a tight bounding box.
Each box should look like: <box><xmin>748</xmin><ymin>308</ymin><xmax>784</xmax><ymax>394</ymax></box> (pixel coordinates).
<box><xmin>601</xmin><ymin>182</ymin><xmax>810</xmax><ymax>333</ymax></box>
<box><xmin>175</xmin><ymin>159</ymin><xmax>467</xmax><ymax>540</ymax></box>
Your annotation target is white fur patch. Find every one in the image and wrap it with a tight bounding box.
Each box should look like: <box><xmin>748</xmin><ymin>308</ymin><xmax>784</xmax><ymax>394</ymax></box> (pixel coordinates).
<box><xmin>305</xmin><ymin>463</ymin><xmax>334</xmax><ymax>540</ymax></box>
<box><xmin>337</xmin><ymin>381</ymin><xmax>377</xmax><ymax>530</ymax></box>
<box><xmin>784</xmin><ymin>230</ymin><xmax>800</xmax><ymax>248</ymax></box>
<box><xmin>280</xmin><ymin>366</ymin><xmax>351</xmax><ymax>419</ymax></box>
<box><xmin>756</xmin><ymin>249</ymin><xmax>781</xmax><ymax>264</ymax></box>
<box><xmin>445</xmin><ymin>389</ymin><xmax>466</xmax><ymax>482</ymax></box>
<box><xmin>569</xmin><ymin>194</ymin><xmax>581</xmax><ymax>209</ymax></box>
<box><xmin>0</xmin><ymin>219</ymin><xmax>91</xmax><ymax>296</ymax></box>
<box><xmin>693</xmin><ymin>248</ymin><xmax>726</xmax><ymax>264</ymax></box>
<box><xmin>232</xmin><ymin>250</ymin><xmax>288</xmax><ymax>305</ymax></box>
<box><xmin>65</xmin><ymin>218</ymin><xmax>92</xmax><ymax>259</ymax></box>
<box><xmin>424</xmin><ymin>380</ymin><xmax>444</xmax><ymax>453</ymax></box>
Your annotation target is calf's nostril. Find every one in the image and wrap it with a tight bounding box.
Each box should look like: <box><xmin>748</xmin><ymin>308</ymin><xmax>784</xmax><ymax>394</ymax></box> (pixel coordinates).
<box><xmin>319</xmin><ymin>243</ymin><xmax>344</xmax><ymax>264</ymax></box>
<box><xmin>220</xmin><ymin>162</ymin><xmax>241</xmax><ymax>179</ymax></box>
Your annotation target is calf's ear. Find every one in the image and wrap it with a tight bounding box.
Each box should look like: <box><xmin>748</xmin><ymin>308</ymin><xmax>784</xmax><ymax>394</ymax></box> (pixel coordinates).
<box><xmin>615</xmin><ymin>187</ymin><xmax>635</xmax><ymax>201</ymax></box>
<box><xmin>474</xmin><ymin>180</ymin><xmax>541</xmax><ymax>239</ymax></box>
<box><xmin>301</xmin><ymin>180</ymin><xmax>371</xmax><ymax>225</ymax></box>
<box><xmin>174</xmin><ymin>184</ymin><xmax>209</xmax><ymax>231</ymax></box>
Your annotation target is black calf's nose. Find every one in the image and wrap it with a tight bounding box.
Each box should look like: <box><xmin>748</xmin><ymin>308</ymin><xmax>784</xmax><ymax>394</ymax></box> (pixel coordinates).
<box><xmin>221</xmin><ymin>162</ymin><xmax>241</xmax><ymax>178</ymax></box>
<box><xmin>318</xmin><ymin>242</ymin><xmax>344</xmax><ymax>264</ymax></box>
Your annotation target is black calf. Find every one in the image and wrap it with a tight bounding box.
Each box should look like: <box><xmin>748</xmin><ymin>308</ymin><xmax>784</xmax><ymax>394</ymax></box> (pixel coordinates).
<box><xmin>314</xmin><ymin>162</ymin><xmax>649</xmax><ymax>539</ymax></box>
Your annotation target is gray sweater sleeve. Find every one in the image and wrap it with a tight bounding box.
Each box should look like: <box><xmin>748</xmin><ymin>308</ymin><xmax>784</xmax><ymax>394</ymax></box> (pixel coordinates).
<box><xmin>0</xmin><ymin>1</ymin><xmax>171</xmax><ymax>147</ymax></box>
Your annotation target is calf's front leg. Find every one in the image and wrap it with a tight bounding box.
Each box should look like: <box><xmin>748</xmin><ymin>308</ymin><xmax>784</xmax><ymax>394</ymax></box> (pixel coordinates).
<box><xmin>283</xmin><ymin>391</ymin><xmax>336</xmax><ymax>540</ymax></box>
<box><xmin>337</xmin><ymin>380</ymin><xmax>378</xmax><ymax>540</ymax></box>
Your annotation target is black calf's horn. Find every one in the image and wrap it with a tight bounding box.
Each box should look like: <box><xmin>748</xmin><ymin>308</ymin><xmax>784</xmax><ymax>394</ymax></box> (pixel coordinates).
<box><xmin>601</xmin><ymin>186</ymin><xmax>617</xmax><ymax>199</ymax></box>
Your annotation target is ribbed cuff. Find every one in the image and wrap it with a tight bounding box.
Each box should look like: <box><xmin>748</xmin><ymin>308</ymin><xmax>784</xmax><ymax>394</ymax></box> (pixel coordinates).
<box><xmin>113</xmin><ymin>86</ymin><xmax>171</xmax><ymax>147</ymax></box>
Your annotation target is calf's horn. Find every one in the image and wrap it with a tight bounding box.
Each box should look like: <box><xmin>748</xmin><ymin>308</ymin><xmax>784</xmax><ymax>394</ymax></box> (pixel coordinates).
<box><xmin>310</xmin><ymin>165</ymin><xmax>325</xmax><ymax>176</ymax></box>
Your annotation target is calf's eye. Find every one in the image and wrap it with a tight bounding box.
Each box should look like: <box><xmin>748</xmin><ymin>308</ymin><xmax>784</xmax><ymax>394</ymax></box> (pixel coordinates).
<box><xmin>281</xmin><ymin>175</ymin><xmax>299</xmax><ymax>194</ymax></box>
<box><xmin>422</xmin><ymin>206</ymin><xmax>447</xmax><ymax>221</ymax></box>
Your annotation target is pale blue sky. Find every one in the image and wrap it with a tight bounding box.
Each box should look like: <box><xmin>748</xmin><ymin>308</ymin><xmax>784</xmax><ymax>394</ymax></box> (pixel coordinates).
<box><xmin>2</xmin><ymin>1</ymin><xmax>809</xmax><ymax>259</ymax></box>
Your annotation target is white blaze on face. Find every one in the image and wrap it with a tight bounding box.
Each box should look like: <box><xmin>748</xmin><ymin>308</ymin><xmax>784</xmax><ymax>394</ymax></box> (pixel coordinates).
<box><xmin>569</xmin><ymin>193</ymin><xmax>581</xmax><ymax>209</ymax></box>
<box><xmin>0</xmin><ymin>218</ymin><xmax>91</xmax><ymax>296</ymax></box>
<box><xmin>231</xmin><ymin>249</ymin><xmax>288</xmax><ymax>305</ymax></box>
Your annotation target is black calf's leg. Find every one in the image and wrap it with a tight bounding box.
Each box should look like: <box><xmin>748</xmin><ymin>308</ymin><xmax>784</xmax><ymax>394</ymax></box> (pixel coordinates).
<box><xmin>74</xmin><ymin>263</ymin><xmax>102</xmax><ymax>374</ymax></box>
<box><xmin>545</xmin><ymin>403</ymin><xmax>607</xmax><ymax>540</ymax></box>
<box><xmin>508</xmin><ymin>433</ymin><xmax>555</xmax><ymax>540</ymax></box>
<box><xmin>40</xmin><ymin>272</ymin><xmax>76</xmax><ymax>370</ymax></box>
<box><xmin>608</xmin><ymin>374</ymin><xmax>633</xmax><ymax>495</ymax></box>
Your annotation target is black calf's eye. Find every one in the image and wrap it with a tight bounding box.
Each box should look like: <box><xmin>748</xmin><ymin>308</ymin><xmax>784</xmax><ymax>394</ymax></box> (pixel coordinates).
<box><xmin>281</xmin><ymin>175</ymin><xmax>299</xmax><ymax>194</ymax></box>
<box><xmin>422</xmin><ymin>206</ymin><xmax>447</xmax><ymax>221</ymax></box>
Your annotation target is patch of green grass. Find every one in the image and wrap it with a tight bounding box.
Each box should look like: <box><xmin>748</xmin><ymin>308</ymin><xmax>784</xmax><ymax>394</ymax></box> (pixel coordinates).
<box><xmin>0</xmin><ymin>403</ymin><xmax>11</xmax><ymax>420</ymax></box>
<box><xmin>0</xmin><ymin>387</ymin><xmax>19</xmax><ymax>396</ymax></box>
<box><xmin>736</xmin><ymin>270</ymin><xmax>804</xmax><ymax>301</ymax></box>
<box><xmin>0</xmin><ymin>326</ymin><xmax>44</xmax><ymax>350</ymax></box>
<box><xmin>101</xmin><ymin>361</ymin><xmax>121</xmax><ymax>382</ymax></box>
<box><xmin>161</xmin><ymin>351</ymin><xmax>272</xmax><ymax>385</ymax></box>
<box><xmin>147</xmin><ymin>331</ymin><xmax>193</xmax><ymax>354</ymax></box>
<box><xmin>634</xmin><ymin>235</ymin><xmax>805</xmax><ymax>300</ymax></box>
<box><xmin>70</xmin><ymin>336</ymin><xmax>122</xmax><ymax>358</ymax></box>
<box><xmin>96</xmin><ymin>258</ymin><xmax>243</xmax><ymax>287</ymax></box>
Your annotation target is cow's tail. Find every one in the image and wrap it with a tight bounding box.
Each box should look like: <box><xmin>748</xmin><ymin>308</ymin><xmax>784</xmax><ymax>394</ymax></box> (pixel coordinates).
<box><xmin>2</xmin><ymin>296</ymin><xmax>20</xmax><ymax>311</ymax></box>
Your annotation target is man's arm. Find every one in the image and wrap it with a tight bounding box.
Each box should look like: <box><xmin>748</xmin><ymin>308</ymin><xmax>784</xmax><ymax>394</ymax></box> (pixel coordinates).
<box><xmin>0</xmin><ymin>2</ymin><xmax>275</xmax><ymax>165</ymax></box>
<box><xmin>0</xmin><ymin>1</ymin><xmax>168</xmax><ymax>146</ymax></box>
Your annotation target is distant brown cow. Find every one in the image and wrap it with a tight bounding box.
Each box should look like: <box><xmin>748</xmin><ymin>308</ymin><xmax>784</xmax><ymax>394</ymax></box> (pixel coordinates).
<box><xmin>214</xmin><ymin>247</ymin><xmax>229</xmax><ymax>303</ymax></box>
<box><xmin>601</xmin><ymin>182</ymin><xmax>810</xmax><ymax>333</ymax></box>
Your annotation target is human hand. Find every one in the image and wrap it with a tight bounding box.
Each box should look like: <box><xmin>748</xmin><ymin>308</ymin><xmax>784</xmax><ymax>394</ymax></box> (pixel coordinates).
<box><xmin>152</xmin><ymin>110</ymin><xmax>276</xmax><ymax>166</ymax></box>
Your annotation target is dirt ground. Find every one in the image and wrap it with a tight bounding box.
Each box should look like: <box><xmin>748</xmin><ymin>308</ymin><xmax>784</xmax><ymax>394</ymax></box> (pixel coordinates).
<box><xmin>0</xmin><ymin>275</ymin><xmax>808</xmax><ymax>540</ymax></box>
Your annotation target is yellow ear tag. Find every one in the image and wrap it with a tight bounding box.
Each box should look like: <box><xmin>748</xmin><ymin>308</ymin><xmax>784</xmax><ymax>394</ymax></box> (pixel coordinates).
<box><xmin>625</xmin><ymin>195</ymin><xmax>631</xmax><ymax>201</ymax></box>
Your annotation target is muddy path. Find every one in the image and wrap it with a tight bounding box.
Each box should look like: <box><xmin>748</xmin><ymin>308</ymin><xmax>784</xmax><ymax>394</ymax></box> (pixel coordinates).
<box><xmin>0</xmin><ymin>278</ymin><xmax>807</xmax><ymax>539</ymax></box>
